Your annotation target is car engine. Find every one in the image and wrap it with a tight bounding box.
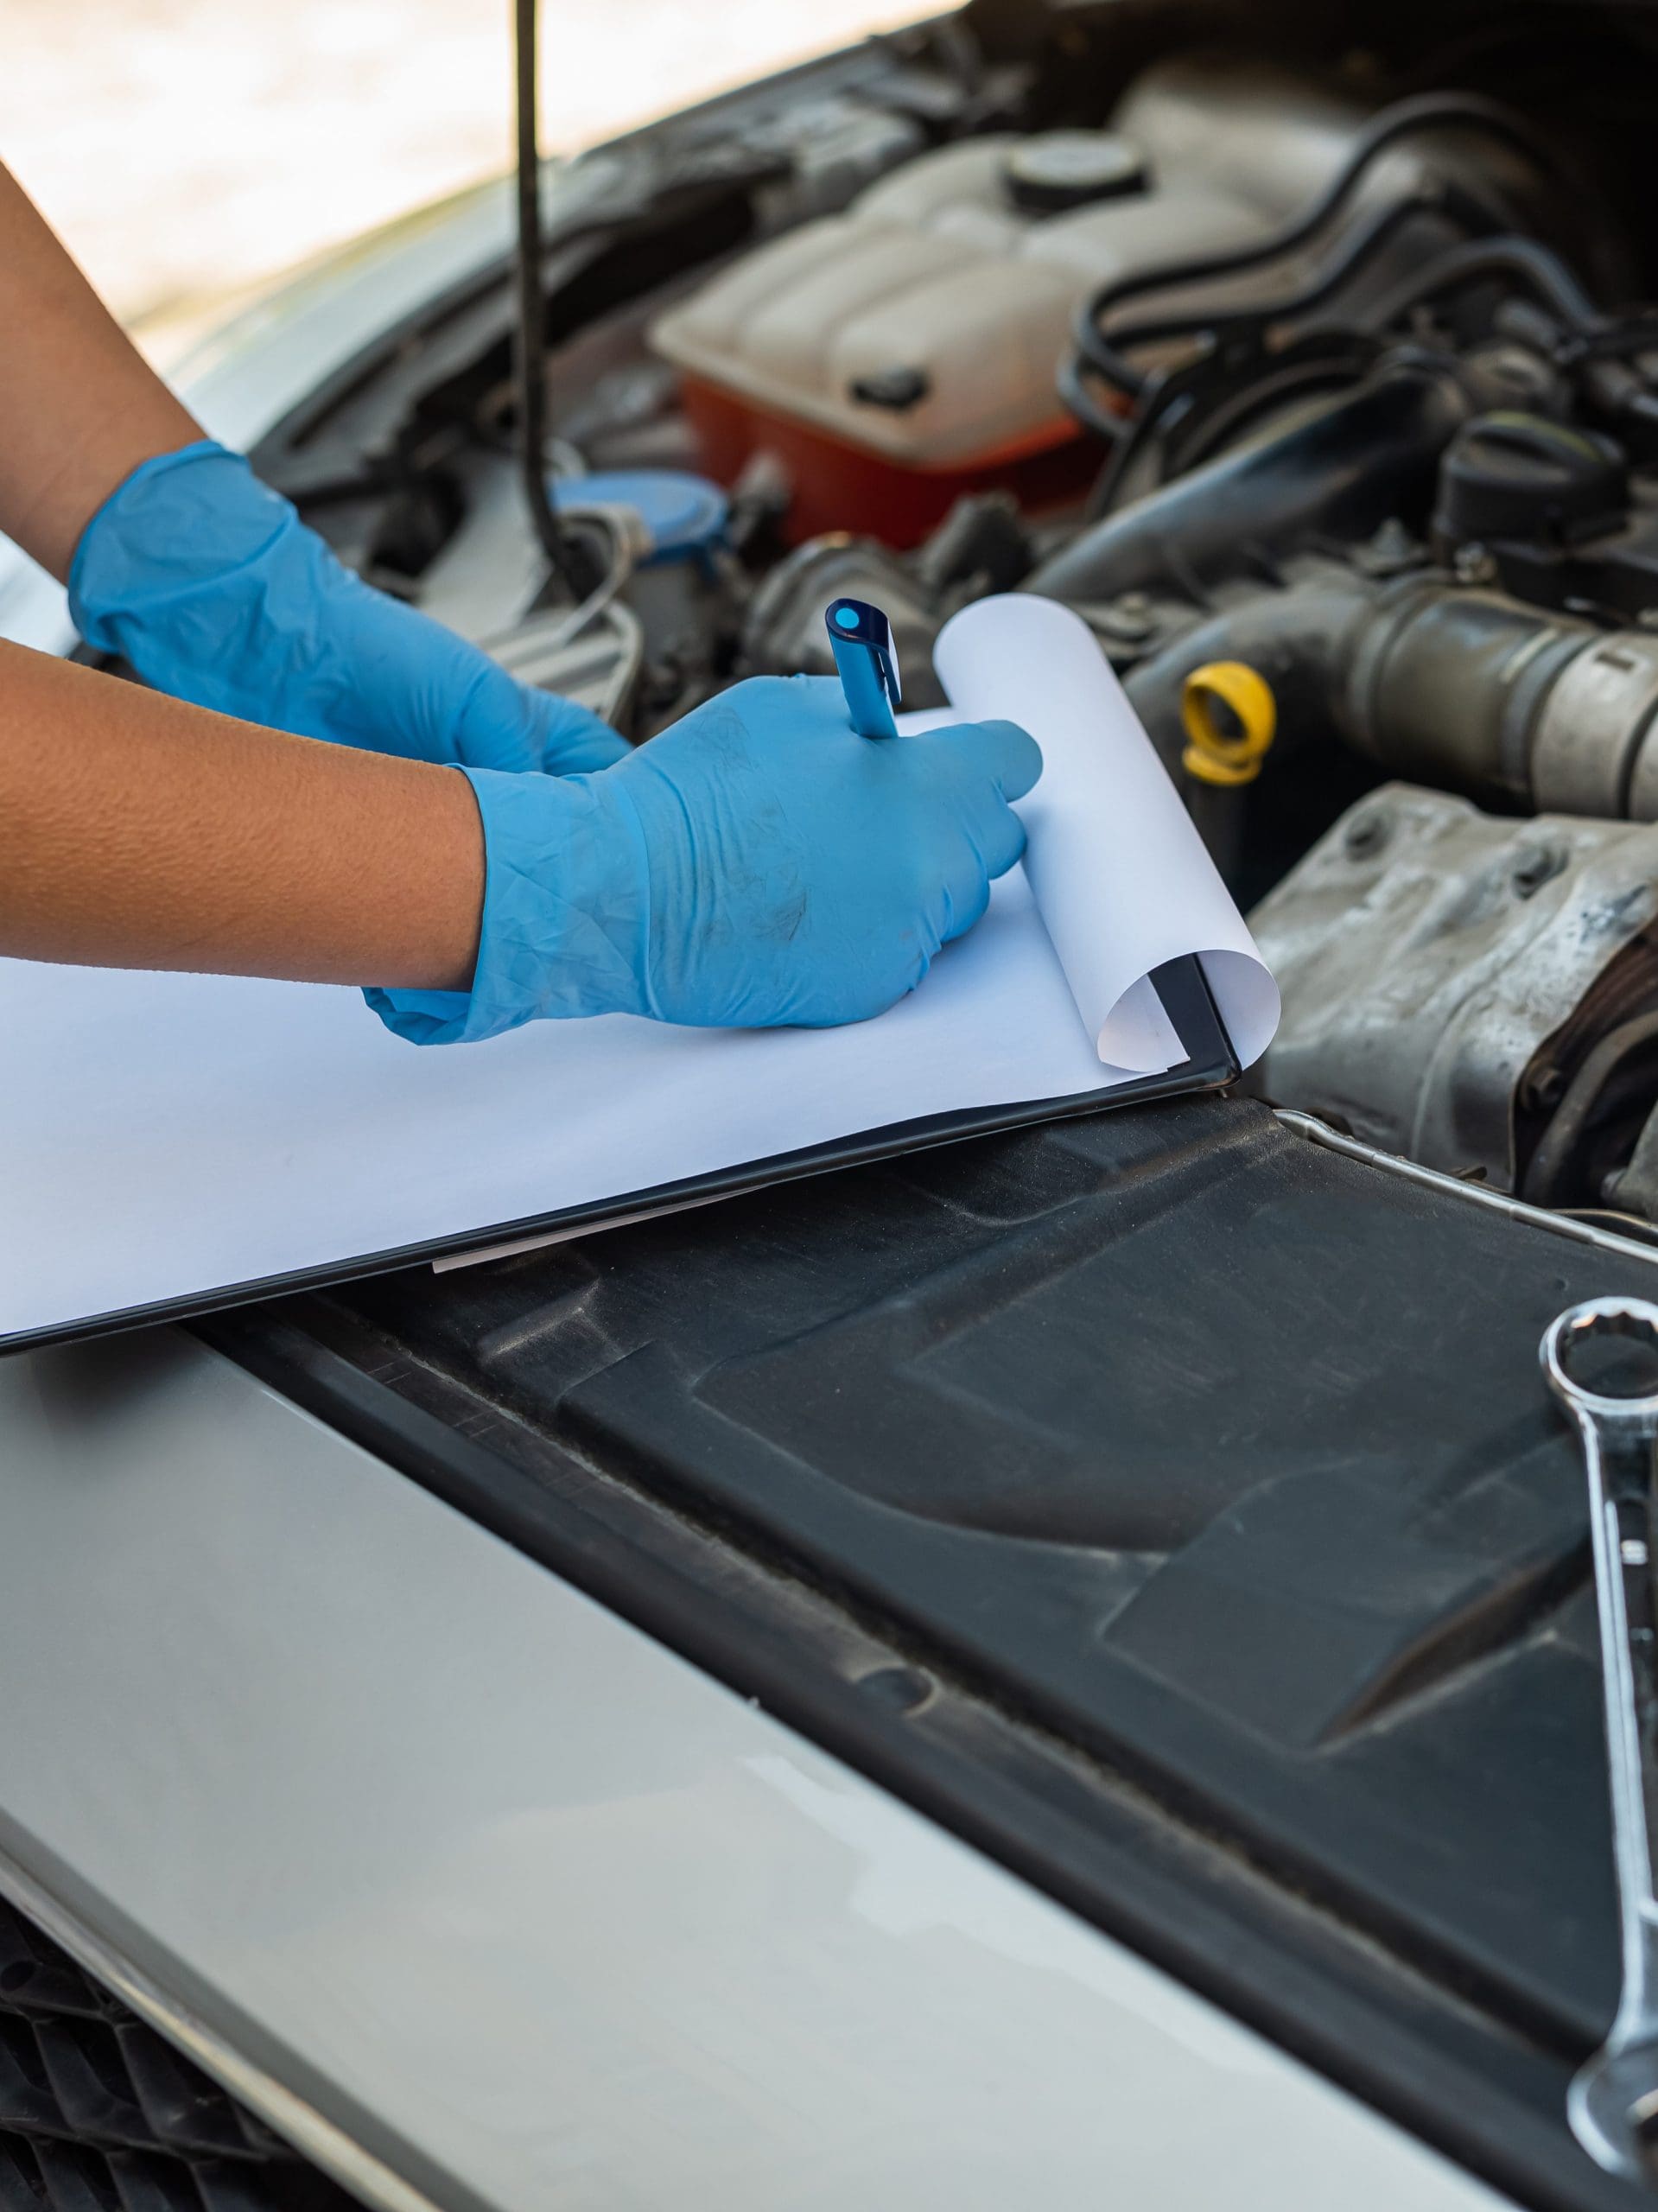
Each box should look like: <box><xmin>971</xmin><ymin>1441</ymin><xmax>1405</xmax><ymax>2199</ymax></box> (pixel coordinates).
<box><xmin>249</xmin><ymin>0</ymin><xmax>1658</xmax><ymax>1239</ymax></box>
<box><xmin>30</xmin><ymin>16</ymin><xmax>1658</xmax><ymax>2202</ymax></box>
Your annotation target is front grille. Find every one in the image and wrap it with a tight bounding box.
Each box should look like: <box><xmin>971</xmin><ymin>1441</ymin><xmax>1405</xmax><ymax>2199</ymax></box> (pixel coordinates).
<box><xmin>0</xmin><ymin>1897</ymin><xmax>359</xmax><ymax>2212</ymax></box>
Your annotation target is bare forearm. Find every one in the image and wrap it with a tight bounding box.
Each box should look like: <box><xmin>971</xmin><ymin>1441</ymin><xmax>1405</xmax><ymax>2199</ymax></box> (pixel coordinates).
<box><xmin>0</xmin><ymin>642</ymin><xmax>483</xmax><ymax>988</ymax></box>
<box><xmin>0</xmin><ymin>162</ymin><xmax>200</xmax><ymax>580</ymax></box>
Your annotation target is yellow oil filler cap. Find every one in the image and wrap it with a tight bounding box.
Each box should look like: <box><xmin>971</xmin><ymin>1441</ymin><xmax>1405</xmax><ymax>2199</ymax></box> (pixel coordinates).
<box><xmin>1180</xmin><ymin>661</ymin><xmax>1277</xmax><ymax>787</ymax></box>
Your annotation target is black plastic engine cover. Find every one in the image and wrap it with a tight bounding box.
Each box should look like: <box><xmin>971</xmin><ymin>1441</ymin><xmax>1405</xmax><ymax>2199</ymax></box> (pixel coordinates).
<box><xmin>213</xmin><ymin>1092</ymin><xmax>1658</xmax><ymax>2212</ymax></box>
<box><xmin>339</xmin><ymin>1096</ymin><xmax>1615</xmax><ymax>2015</ymax></box>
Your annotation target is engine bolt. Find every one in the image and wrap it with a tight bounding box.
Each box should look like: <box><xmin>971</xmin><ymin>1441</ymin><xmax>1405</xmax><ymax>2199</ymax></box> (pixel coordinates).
<box><xmin>1109</xmin><ymin>591</ymin><xmax>1153</xmax><ymax>641</ymax></box>
<box><xmin>1512</xmin><ymin>843</ymin><xmax>1566</xmax><ymax>898</ymax></box>
<box><xmin>1453</xmin><ymin>542</ymin><xmax>1498</xmax><ymax>585</ymax></box>
<box><xmin>1363</xmin><ymin>518</ymin><xmax>1417</xmax><ymax>575</ymax></box>
<box><xmin>1344</xmin><ymin>809</ymin><xmax>1391</xmax><ymax>858</ymax></box>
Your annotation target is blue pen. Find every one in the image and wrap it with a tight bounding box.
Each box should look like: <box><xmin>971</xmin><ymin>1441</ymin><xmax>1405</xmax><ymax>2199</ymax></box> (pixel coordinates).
<box><xmin>825</xmin><ymin>597</ymin><xmax>901</xmax><ymax>740</ymax></box>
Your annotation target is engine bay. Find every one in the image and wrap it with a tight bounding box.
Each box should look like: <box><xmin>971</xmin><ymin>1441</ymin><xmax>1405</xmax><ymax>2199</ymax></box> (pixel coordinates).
<box><xmin>169</xmin><ymin>12</ymin><xmax>1658</xmax><ymax>2199</ymax></box>
<box><xmin>250</xmin><ymin>0</ymin><xmax>1658</xmax><ymax>1236</ymax></box>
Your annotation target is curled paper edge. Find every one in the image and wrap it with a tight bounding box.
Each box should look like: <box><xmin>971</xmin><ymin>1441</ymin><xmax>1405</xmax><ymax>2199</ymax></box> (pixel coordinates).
<box><xmin>931</xmin><ymin>595</ymin><xmax>1281</xmax><ymax>1074</ymax></box>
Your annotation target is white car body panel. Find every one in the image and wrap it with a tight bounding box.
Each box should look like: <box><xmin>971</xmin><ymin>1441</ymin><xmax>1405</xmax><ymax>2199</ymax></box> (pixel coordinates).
<box><xmin>0</xmin><ymin>1329</ymin><xmax>1509</xmax><ymax>2212</ymax></box>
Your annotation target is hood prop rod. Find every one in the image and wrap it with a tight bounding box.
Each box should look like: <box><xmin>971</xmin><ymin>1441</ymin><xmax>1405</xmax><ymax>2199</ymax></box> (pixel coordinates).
<box><xmin>513</xmin><ymin>0</ymin><xmax>595</xmax><ymax>601</ymax></box>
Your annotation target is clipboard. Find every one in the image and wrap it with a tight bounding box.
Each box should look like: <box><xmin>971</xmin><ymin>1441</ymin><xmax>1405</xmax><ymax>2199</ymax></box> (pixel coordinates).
<box><xmin>1</xmin><ymin>952</ymin><xmax>1236</xmax><ymax>1354</ymax></box>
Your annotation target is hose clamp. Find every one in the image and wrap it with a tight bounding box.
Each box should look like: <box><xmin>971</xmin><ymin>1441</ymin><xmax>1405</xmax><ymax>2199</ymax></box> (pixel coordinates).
<box><xmin>1533</xmin><ymin>633</ymin><xmax>1658</xmax><ymax>816</ymax></box>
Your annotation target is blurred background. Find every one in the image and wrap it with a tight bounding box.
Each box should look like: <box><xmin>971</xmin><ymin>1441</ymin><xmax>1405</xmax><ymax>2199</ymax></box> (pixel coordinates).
<box><xmin>0</xmin><ymin>0</ymin><xmax>920</xmax><ymax>334</ymax></box>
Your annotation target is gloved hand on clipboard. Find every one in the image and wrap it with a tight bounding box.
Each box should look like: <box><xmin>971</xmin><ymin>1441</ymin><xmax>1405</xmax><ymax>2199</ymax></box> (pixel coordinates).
<box><xmin>369</xmin><ymin>675</ymin><xmax>1042</xmax><ymax>1044</ymax></box>
<box><xmin>70</xmin><ymin>440</ymin><xmax>629</xmax><ymax>779</ymax></box>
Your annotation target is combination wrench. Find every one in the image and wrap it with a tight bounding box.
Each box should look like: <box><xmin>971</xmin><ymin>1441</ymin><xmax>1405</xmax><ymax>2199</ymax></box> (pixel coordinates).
<box><xmin>1542</xmin><ymin>1294</ymin><xmax>1658</xmax><ymax>2182</ymax></box>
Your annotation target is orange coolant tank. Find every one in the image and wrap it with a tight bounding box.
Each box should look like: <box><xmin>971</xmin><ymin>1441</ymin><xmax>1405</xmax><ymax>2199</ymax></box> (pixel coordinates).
<box><xmin>647</xmin><ymin>87</ymin><xmax>1346</xmax><ymax>547</ymax></box>
<box><xmin>676</xmin><ymin>372</ymin><xmax>1099</xmax><ymax>548</ymax></box>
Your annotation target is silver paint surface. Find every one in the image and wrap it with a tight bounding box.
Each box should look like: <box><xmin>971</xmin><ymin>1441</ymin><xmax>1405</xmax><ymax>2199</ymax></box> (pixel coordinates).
<box><xmin>0</xmin><ymin>1329</ymin><xmax>1512</xmax><ymax>2210</ymax></box>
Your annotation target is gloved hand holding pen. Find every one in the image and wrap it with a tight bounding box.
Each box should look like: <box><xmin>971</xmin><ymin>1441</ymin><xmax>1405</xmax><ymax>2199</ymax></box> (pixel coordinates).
<box><xmin>0</xmin><ymin>158</ymin><xmax>1039</xmax><ymax>1038</ymax></box>
<box><xmin>2</xmin><ymin>635</ymin><xmax>1039</xmax><ymax>1038</ymax></box>
<box><xmin>371</xmin><ymin>676</ymin><xmax>1040</xmax><ymax>1043</ymax></box>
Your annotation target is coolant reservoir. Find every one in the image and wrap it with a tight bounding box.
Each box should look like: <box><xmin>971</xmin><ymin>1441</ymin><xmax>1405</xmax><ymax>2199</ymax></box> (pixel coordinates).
<box><xmin>651</xmin><ymin>61</ymin><xmax>1371</xmax><ymax>543</ymax></box>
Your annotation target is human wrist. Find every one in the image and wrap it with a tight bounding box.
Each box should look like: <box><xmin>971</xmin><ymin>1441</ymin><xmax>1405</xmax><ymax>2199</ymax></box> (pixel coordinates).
<box><xmin>70</xmin><ymin>439</ymin><xmax>441</xmax><ymax>759</ymax></box>
<box><xmin>410</xmin><ymin>765</ymin><xmax>487</xmax><ymax>992</ymax></box>
<box><xmin>68</xmin><ymin>438</ymin><xmax>341</xmax><ymax>745</ymax></box>
<box><xmin>70</xmin><ymin>439</ymin><xmax>265</xmax><ymax>638</ymax></box>
<box><xmin>70</xmin><ymin>440</ymin><xmax>630</xmax><ymax>779</ymax></box>
<box><xmin>365</xmin><ymin>764</ymin><xmax>650</xmax><ymax>1046</ymax></box>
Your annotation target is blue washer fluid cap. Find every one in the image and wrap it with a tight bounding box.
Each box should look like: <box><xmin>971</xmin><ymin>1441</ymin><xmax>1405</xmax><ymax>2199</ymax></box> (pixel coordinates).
<box><xmin>549</xmin><ymin>468</ymin><xmax>727</xmax><ymax>563</ymax></box>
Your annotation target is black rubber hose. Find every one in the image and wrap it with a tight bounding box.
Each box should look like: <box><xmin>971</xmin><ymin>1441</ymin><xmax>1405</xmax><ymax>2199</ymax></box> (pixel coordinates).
<box><xmin>1068</xmin><ymin>92</ymin><xmax>1564</xmax><ymax>414</ymax></box>
<box><xmin>1026</xmin><ymin>352</ymin><xmax>1475</xmax><ymax>604</ymax></box>
<box><xmin>1359</xmin><ymin>233</ymin><xmax>1604</xmax><ymax>340</ymax></box>
<box><xmin>1066</xmin><ymin>189</ymin><xmax>1456</xmax><ymax>468</ymax></box>
<box><xmin>513</xmin><ymin>0</ymin><xmax>593</xmax><ymax>601</ymax></box>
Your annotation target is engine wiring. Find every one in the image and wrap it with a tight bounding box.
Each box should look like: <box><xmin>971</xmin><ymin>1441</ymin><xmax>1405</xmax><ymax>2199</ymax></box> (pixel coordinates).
<box><xmin>1059</xmin><ymin>93</ymin><xmax>1583</xmax><ymax>515</ymax></box>
<box><xmin>1064</xmin><ymin>95</ymin><xmax>1565</xmax><ymax>405</ymax></box>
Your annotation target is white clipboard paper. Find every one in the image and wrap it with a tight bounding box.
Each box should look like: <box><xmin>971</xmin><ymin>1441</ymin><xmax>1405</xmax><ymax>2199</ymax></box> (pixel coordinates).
<box><xmin>0</xmin><ymin>598</ymin><xmax>1274</xmax><ymax>1350</ymax></box>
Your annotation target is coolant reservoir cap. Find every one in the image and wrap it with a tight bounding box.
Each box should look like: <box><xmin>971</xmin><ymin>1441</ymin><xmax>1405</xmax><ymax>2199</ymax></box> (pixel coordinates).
<box><xmin>1432</xmin><ymin>413</ymin><xmax>1629</xmax><ymax>553</ymax></box>
<box><xmin>550</xmin><ymin>467</ymin><xmax>727</xmax><ymax>563</ymax></box>
<box><xmin>1004</xmin><ymin>131</ymin><xmax>1148</xmax><ymax>215</ymax></box>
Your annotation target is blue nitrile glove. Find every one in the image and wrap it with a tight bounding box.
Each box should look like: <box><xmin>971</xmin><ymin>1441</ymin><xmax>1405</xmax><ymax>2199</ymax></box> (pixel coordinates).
<box><xmin>68</xmin><ymin>439</ymin><xmax>627</xmax><ymax>776</ymax></box>
<box><xmin>368</xmin><ymin>675</ymin><xmax>1042</xmax><ymax>1044</ymax></box>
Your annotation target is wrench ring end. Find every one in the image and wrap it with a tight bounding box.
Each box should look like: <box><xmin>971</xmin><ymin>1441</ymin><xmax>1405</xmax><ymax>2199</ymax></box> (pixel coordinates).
<box><xmin>1541</xmin><ymin>1297</ymin><xmax>1658</xmax><ymax>1433</ymax></box>
<box><xmin>1571</xmin><ymin>2041</ymin><xmax>1658</xmax><ymax>2183</ymax></box>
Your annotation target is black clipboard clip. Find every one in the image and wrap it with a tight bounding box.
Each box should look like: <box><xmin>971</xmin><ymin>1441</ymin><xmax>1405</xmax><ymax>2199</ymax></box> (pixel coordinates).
<box><xmin>1147</xmin><ymin>953</ymin><xmax>1240</xmax><ymax>1086</ymax></box>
